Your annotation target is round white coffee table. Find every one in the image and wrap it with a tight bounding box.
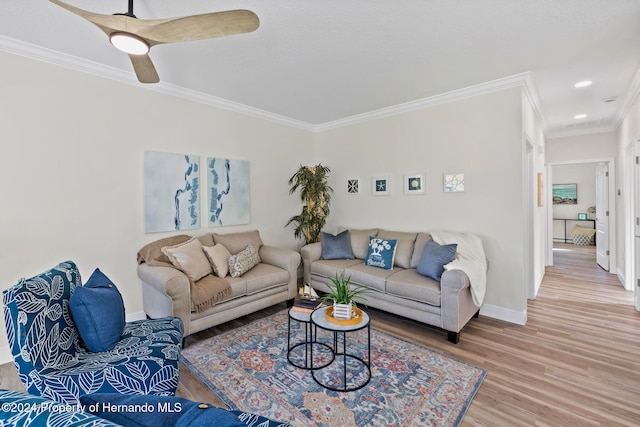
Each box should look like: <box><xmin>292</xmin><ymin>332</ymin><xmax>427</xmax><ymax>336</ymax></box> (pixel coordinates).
<box><xmin>310</xmin><ymin>306</ymin><xmax>371</xmax><ymax>392</ymax></box>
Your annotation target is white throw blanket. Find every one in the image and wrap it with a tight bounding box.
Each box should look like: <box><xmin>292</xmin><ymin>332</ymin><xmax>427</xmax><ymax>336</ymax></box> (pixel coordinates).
<box><xmin>431</xmin><ymin>231</ymin><xmax>487</xmax><ymax>307</ymax></box>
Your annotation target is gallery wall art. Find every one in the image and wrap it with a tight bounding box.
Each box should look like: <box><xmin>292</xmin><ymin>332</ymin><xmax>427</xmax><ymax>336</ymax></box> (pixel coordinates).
<box><xmin>372</xmin><ymin>175</ymin><xmax>391</xmax><ymax>196</ymax></box>
<box><xmin>552</xmin><ymin>183</ymin><xmax>577</xmax><ymax>204</ymax></box>
<box><xmin>404</xmin><ymin>173</ymin><xmax>426</xmax><ymax>195</ymax></box>
<box><xmin>144</xmin><ymin>151</ymin><xmax>200</xmax><ymax>233</ymax></box>
<box><xmin>207</xmin><ymin>157</ymin><xmax>250</xmax><ymax>227</ymax></box>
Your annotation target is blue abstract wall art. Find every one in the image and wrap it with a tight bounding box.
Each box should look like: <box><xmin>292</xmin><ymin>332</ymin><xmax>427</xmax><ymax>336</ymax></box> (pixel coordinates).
<box><xmin>207</xmin><ymin>157</ymin><xmax>250</xmax><ymax>227</ymax></box>
<box><xmin>144</xmin><ymin>151</ymin><xmax>200</xmax><ymax>233</ymax></box>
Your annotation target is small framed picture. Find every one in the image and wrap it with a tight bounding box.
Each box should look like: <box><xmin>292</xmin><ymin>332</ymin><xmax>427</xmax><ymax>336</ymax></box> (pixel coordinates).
<box><xmin>404</xmin><ymin>173</ymin><xmax>425</xmax><ymax>195</ymax></box>
<box><xmin>346</xmin><ymin>178</ymin><xmax>360</xmax><ymax>194</ymax></box>
<box><xmin>444</xmin><ymin>173</ymin><xmax>465</xmax><ymax>193</ymax></box>
<box><xmin>372</xmin><ymin>175</ymin><xmax>391</xmax><ymax>196</ymax></box>
<box><xmin>578</xmin><ymin>213</ymin><xmax>588</xmax><ymax>220</ymax></box>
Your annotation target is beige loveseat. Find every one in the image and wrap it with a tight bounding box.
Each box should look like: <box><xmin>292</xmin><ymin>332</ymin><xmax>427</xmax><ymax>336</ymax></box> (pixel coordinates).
<box><xmin>301</xmin><ymin>227</ymin><xmax>483</xmax><ymax>343</ymax></box>
<box><xmin>137</xmin><ymin>230</ymin><xmax>300</xmax><ymax>338</ymax></box>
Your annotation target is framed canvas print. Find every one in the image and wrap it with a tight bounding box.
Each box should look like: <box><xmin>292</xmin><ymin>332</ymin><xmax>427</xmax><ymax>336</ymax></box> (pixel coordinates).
<box><xmin>346</xmin><ymin>178</ymin><xmax>360</xmax><ymax>194</ymax></box>
<box><xmin>207</xmin><ymin>157</ymin><xmax>250</xmax><ymax>227</ymax></box>
<box><xmin>552</xmin><ymin>183</ymin><xmax>577</xmax><ymax>204</ymax></box>
<box><xmin>444</xmin><ymin>173</ymin><xmax>465</xmax><ymax>193</ymax></box>
<box><xmin>404</xmin><ymin>173</ymin><xmax>425</xmax><ymax>195</ymax></box>
<box><xmin>372</xmin><ymin>175</ymin><xmax>391</xmax><ymax>196</ymax></box>
<box><xmin>144</xmin><ymin>151</ymin><xmax>200</xmax><ymax>233</ymax></box>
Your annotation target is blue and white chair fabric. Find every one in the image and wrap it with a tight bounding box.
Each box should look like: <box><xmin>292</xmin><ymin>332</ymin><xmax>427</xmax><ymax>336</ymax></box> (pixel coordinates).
<box><xmin>2</xmin><ymin>261</ymin><xmax>184</xmax><ymax>405</ymax></box>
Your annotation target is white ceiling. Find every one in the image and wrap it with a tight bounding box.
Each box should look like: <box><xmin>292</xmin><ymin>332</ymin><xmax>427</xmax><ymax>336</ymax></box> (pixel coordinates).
<box><xmin>2</xmin><ymin>0</ymin><xmax>639</xmax><ymax>137</ymax></box>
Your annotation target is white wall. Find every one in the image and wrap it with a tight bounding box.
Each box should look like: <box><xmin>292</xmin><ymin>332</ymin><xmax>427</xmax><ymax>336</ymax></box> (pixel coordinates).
<box><xmin>522</xmin><ymin>90</ymin><xmax>547</xmax><ymax>298</ymax></box>
<box><xmin>546</xmin><ymin>132</ymin><xmax>617</xmax><ymax>161</ymax></box>
<box><xmin>315</xmin><ymin>88</ymin><xmax>529</xmax><ymax>322</ymax></box>
<box><xmin>0</xmin><ymin>52</ymin><xmax>314</xmax><ymax>358</ymax></box>
<box><xmin>617</xmin><ymin>90</ymin><xmax>640</xmax><ymax>289</ymax></box>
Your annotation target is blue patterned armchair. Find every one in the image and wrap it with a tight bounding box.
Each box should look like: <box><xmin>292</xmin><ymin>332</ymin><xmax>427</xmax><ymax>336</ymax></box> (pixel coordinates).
<box><xmin>2</xmin><ymin>261</ymin><xmax>183</xmax><ymax>405</ymax></box>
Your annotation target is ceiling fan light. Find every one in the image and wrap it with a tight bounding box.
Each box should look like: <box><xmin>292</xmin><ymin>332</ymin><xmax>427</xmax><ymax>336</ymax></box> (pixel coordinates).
<box><xmin>110</xmin><ymin>32</ymin><xmax>149</xmax><ymax>55</ymax></box>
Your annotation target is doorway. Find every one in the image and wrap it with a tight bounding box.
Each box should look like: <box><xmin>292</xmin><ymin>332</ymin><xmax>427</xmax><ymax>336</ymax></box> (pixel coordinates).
<box><xmin>545</xmin><ymin>158</ymin><xmax>616</xmax><ymax>274</ymax></box>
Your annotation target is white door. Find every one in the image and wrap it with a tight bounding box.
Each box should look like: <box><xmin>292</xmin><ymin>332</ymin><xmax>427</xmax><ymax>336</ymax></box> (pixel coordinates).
<box><xmin>634</xmin><ymin>140</ymin><xmax>640</xmax><ymax>310</ymax></box>
<box><xmin>595</xmin><ymin>163</ymin><xmax>609</xmax><ymax>270</ymax></box>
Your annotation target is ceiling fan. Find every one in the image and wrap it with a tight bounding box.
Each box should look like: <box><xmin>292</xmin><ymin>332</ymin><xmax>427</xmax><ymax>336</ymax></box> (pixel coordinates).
<box><xmin>49</xmin><ymin>0</ymin><xmax>259</xmax><ymax>83</ymax></box>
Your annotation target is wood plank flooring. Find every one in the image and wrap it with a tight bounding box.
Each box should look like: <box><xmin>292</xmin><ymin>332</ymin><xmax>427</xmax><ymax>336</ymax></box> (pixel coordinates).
<box><xmin>2</xmin><ymin>243</ymin><xmax>639</xmax><ymax>426</ymax></box>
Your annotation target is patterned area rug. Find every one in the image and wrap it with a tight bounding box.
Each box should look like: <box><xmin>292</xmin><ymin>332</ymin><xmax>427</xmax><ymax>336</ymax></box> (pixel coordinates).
<box><xmin>181</xmin><ymin>310</ymin><xmax>485</xmax><ymax>427</ymax></box>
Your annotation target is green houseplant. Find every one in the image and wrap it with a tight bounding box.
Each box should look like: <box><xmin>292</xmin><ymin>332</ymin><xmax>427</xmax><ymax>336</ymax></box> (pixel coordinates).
<box><xmin>321</xmin><ymin>272</ymin><xmax>369</xmax><ymax>320</ymax></box>
<box><xmin>286</xmin><ymin>164</ymin><xmax>333</xmax><ymax>244</ymax></box>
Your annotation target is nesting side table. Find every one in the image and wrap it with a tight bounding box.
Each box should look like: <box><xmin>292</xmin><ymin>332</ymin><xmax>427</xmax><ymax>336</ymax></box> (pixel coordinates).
<box><xmin>287</xmin><ymin>307</ymin><xmax>333</xmax><ymax>370</ymax></box>
<box><xmin>310</xmin><ymin>306</ymin><xmax>371</xmax><ymax>392</ymax></box>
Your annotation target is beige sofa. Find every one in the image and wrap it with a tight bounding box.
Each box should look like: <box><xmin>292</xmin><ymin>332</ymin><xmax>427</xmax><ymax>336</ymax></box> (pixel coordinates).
<box><xmin>301</xmin><ymin>227</ymin><xmax>482</xmax><ymax>343</ymax></box>
<box><xmin>137</xmin><ymin>230</ymin><xmax>300</xmax><ymax>338</ymax></box>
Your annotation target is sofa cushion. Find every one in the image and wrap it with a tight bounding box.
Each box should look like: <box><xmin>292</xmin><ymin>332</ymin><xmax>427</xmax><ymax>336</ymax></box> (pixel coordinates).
<box><xmin>203</xmin><ymin>244</ymin><xmax>231</xmax><ymax>278</ymax></box>
<box><xmin>410</xmin><ymin>233</ymin><xmax>432</xmax><ymax>268</ymax></box>
<box><xmin>69</xmin><ymin>268</ymin><xmax>125</xmax><ymax>352</ymax></box>
<box><xmin>344</xmin><ymin>263</ymin><xmax>398</xmax><ymax>293</ymax></box>
<box><xmin>197</xmin><ymin>233</ymin><xmax>215</xmax><ymax>247</ymax></box>
<box><xmin>228</xmin><ymin>244</ymin><xmax>261</xmax><ymax>278</ymax></box>
<box><xmin>243</xmin><ymin>263</ymin><xmax>289</xmax><ymax>295</ymax></box>
<box><xmin>213</xmin><ymin>230</ymin><xmax>264</xmax><ymax>255</ymax></box>
<box><xmin>377</xmin><ymin>230</ymin><xmax>418</xmax><ymax>268</ymax></box>
<box><xmin>386</xmin><ymin>268</ymin><xmax>442</xmax><ymax>306</ymax></box>
<box><xmin>310</xmin><ymin>259</ymin><xmax>363</xmax><ymax>280</ymax></box>
<box><xmin>320</xmin><ymin>229</ymin><xmax>355</xmax><ymax>260</ymax></box>
<box><xmin>137</xmin><ymin>234</ymin><xmax>191</xmax><ymax>267</ymax></box>
<box><xmin>417</xmin><ymin>240</ymin><xmax>458</xmax><ymax>281</ymax></box>
<box><xmin>162</xmin><ymin>237</ymin><xmax>212</xmax><ymax>281</ymax></box>
<box><xmin>338</xmin><ymin>227</ymin><xmax>379</xmax><ymax>259</ymax></box>
<box><xmin>365</xmin><ymin>237</ymin><xmax>398</xmax><ymax>270</ymax></box>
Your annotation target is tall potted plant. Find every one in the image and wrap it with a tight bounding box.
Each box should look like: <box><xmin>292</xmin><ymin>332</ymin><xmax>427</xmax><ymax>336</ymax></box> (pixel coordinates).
<box><xmin>286</xmin><ymin>164</ymin><xmax>333</xmax><ymax>244</ymax></box>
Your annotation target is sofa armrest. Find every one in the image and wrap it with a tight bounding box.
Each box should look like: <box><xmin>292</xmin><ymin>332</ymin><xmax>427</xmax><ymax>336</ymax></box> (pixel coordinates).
<box><xmin>259</xmin><ymin>245</ymin><xmax>301</xmax><ymax>272</ymax></box>
<box><xmin>300</xmin><ymin>242</ymin><xmax>322</xmax><ymax>285</ymax></box>
<box><xmin>259</xmin><ymin>245</ymin><xmax>301</xmax><ymax>299</ymax></box>
<box><xmin>440</xmin><ymin>269</ymin><xmax>478</xmax><ymax>334</ymax></box>
<box><xmin>137</xmin><ymin>263</ymin><xmax>192</xmax><ymax>335</ymax></box>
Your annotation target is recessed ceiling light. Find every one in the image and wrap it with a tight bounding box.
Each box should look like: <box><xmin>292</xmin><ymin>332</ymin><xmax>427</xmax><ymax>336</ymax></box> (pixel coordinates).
<box><xmin>574</xmin><ymin>80</ymin><xmax>592</xmax><ymax>88</ymax></box>
<box><xmin>574</xmin><ymin>114</ymin><xmax>587</xmax><ymax>120</ymax></box>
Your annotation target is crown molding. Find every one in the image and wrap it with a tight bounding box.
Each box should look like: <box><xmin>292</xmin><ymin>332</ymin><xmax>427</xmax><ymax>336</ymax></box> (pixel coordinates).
<box><xmin>313</xmin><ymin>72</ymin><xmax>533</xmax><ymax>132</ymax></box>
<box><xmin>545</xmin><ymin>125</ymin><xmax>618</xmax><ymax>140</ymax></box>
<box><xmin>0</xmin><ymin>35</ymin><xmax>315</xmax><ymax>132</ymax></box>
<box><xmin>0</xmin><ymin>36</ymin><xmax>540</xmax><ymax>135</ymax></box>
<box><xmin>612</xmin><ymin>64</ymin><xmax>640</xmax><ymax>131</ymax></box>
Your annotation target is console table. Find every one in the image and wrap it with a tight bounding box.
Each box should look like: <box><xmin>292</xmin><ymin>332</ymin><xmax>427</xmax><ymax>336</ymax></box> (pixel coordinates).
<box><xmin>553</xmin><ymin>218</ymin><xmax>595</xmax><ymax>243</ymax></box>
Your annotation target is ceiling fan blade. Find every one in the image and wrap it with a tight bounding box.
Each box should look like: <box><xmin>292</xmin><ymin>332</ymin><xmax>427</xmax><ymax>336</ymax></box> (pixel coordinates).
<box><xmin>49</xmin><ymin>0</ymin><xmax>170</xmax><ymax>38</ymax></box>
<box><xmin>137</xmin><ymin>10</ymin><xmax>259</xmax><ymax>45</ymax></box>
<box><xmin>128</xmin><ymin>54</ymin><xmax>160</xmax><ymax>83</ymax></box>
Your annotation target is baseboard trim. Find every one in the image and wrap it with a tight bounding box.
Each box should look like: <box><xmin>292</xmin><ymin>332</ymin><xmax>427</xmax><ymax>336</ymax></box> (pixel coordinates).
<box><xmin>126</xmin><ymin>310</ymin><xmax>147</xmax><ymax>322</ymax></box>
<box><xmin>480</xmin><ymin>304</ymin><xmax>527</xmax><ymax>325</ymax></box>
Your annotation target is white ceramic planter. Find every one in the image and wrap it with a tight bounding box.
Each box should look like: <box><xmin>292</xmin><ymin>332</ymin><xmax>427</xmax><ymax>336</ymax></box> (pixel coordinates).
<box><xmin>333</xmin><ymin>302</ymin><xmax>353</xmax><ymax>320</ymax></box>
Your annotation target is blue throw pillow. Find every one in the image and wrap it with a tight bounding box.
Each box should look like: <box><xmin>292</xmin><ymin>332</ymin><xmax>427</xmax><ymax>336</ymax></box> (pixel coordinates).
<box><xmin>320</xmin><ymin>230</ymin><xmax>355</xmax><ymax>260</ymax></box>
<box><xmin>416</xmin><ymin>240</ymin><xmax>458</xmax><ymax>281</ymax></box>
<box><xmin>365</xmin><ymin>237</ymin><xmax>398</xmax><ymax>270</ymax></box>
<box><xmin>69</xmin><ymin>268</ymin><xmax>125</xmax><ymax>352</ymax></box>
<box><xmin>79</xmin><ymin>394</ymin><xmax>289</xmax><ymax>427</ymax></box>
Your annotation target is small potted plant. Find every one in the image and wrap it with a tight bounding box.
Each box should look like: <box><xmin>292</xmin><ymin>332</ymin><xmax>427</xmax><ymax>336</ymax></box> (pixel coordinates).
<box><xmin>587</xmin><ymin>206</ymin><xmax>596</xmax><ymax>219</ymax></box>
<box><xmin>321</xmin><ymin>272</ymin><xmax>369</xmax><ymax>320</ymax></box>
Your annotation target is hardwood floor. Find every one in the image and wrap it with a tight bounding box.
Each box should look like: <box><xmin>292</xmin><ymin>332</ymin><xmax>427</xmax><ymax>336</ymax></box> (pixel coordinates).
<box><xmin>2</xmin><ymin>243</ymin><xmax>639</xmax><ymax>425</ymax></box>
